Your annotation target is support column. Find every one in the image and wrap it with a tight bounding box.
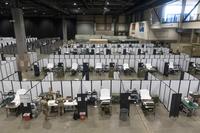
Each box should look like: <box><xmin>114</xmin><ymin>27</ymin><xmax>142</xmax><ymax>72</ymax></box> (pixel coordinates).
<box><xmin>190</xmin><ymin>29</ymin><xmax>195</xmax><ymax>43</ymax></box>
<box><xmin>11</xmin><ymin>8</ymin><xmax>29</xmax><ymax>72</ymax></box>
<box><xmin>178</xmin><ymin>0</ymin><xmax>186</xmax><ymax>43</ymax></box>
<box><xmin>62</xmin><ymin>19</ymin><xmax>68</xmax><ymax>43</ymax></box>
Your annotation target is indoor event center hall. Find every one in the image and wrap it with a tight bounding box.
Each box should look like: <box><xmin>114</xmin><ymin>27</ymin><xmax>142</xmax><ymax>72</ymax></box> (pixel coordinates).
<box><xmin>1</xmin><ymin>0</ymin><xmax>200</xmax><ymax>133</ymax></box>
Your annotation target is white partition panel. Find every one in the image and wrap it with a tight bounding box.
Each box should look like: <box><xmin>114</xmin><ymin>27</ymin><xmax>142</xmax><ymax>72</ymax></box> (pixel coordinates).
<box><xmin>10</xmin><ymin>62</ymin><xmax>15</xmax><ymax>73</ymax></box>
<box><xmin>124</xmin><ymin>59</ymin><xmax>129</xmax><ymax>64</ymax></box>
<box><xmin>112</xmin><ymin>80</ymin><xmax>120</xmax><ymax>94</ymax></box>
<box><xmin>82</xmin><ymin>81</ymin><xmax>91</xmax><ymax>93</ymax></box>
<box><xmin>0</xmin><ymin>81</ymin><xmax>3</xmax><ymax>92</ymax></box>
<box><xmin>12</xmin><ymin>81</ymin><xmax>21</xmax><ymax>92</ymax></box>
<box><xmin>118</xmin><ymin>59</ymin><xmax>123</xmax><ymax>65</ymax></box>
<box><xmin>141</xmin><ymin>81</ymin><xmax>150</xmax><ymax>90</ymax></box>
<box><xmin>163</xmin><ymin>80</ymin><xmax>170</xmax><ymax>86</ymax></box>
<box><xmin>183</xmin><ymin>72</ymin><xmax>189</xmax><ymax>80</ymax></box>
<box><xmin>89</xmin><ymin>59</ymin><xmax>95</xmax><ymax>67</ymax></box>
<box><xmin>102</xmin><ymin>80</ymin><xmax>111</xmax><ymax>91</ymax></box>
<box><xmin>189</xmin><ymin>80</ymin><xmax>199</xmax><ymax>93</ymax></box>
<box><xmin>101</xmin><ymin>59</ymin><xmax>106</xmax><ymax>65</ymax></box>
<box><xmin>72</xmin><ymin>81</ymin><xmax>81</xmax><ymax>98</ymax></box>
<box><xmin>131</xmin><ymin>80</ymin><xmax>141</xmax><ymax>91</ymax></box>
<box><xmin>62</xmin><ymin>81</ymin><xmax>72</xmax><ymax>97</ymax></box>
<box><xmin>42</xmin><ymin>81</ymin><xmax>51</xmax><ymax>93</ymax></box>
<box><xmin>66</xmin><ymin>59</ymin><xmax>72</xmax><ymax>67</ymax></box>
<box><xmin>179</xmin><ymin>80</ymin><xmax>190</xmax><ymax>98</ymax></box>
<box><xmin>106</xmin><ymin>59</ymin><xmax>112</xmax><ymax>65</ymax></box>
<box><xmin>21</xmin><ymin>81</ymin><xmax>31</xmax><ymax>90</ymax></box>
<box><xmin>43</xmin><ymin>59</ymin><xmax>48</xmax><ymax>67</ymax></box>
<box><xmin>78</xmin><ymin>59</ymin><xmax>83</xmax><ymax>65</ymax></box>
<box><xmin>130</xmin><ymin>59</ymin><xmax>135</xmax><ymax>67</ymax></box>
<box><xmin>2</xmin><ymin>81</ymin><xmax>12</xmax><ymax>92</ymax></box>
<box><xmin>151</xmin><ymin>81</ymin><xmax>160</xmax><ymax>96</ymax></box>
<box><xmin>163</xmin><ymin>86</ymin><xmax>170</xmax><ymax>108</ymax></box>
<box><xmin>1</xmin><ymin>65</ymin><xmax>7</xmax><ymax>78</ymax></box>
<box><xmin>13</xmin><ymin>60</ymin><xmax>17</xmax><ymax>71</ymax></box>
<box><xmin>6</xmin><ymin>63</ymin><xmax>11</xmax><ymax>75</ymax></box>
<box><xmin>170</xmin><ymin>80</ymin><xmax>180</xmax><ymax>92</ymax></box>
<box><xmin>52</xmin><ymin>81</ymin><xmax>62</xmax><ymax>93</ymax></box>
<box><xmin>121</xmin><ymin>80</ymin><xmax>131</xmax><ymax>92</ymax></box>
<box><xmin>92</xmin><ymin>81</ymin><xmax>101</xmax><ymax>96</ymax></box>
<box><xmin>159</xmin><ymin>82</ymin><xmax>166</xmax><ymax>103</ymax></box>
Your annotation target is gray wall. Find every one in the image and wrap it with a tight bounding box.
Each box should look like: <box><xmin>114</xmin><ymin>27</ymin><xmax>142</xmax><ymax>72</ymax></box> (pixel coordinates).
<box><xmin>77</xmin><ymin>21</ymin><xmax>94</xmax><ymax>35</ymax></box>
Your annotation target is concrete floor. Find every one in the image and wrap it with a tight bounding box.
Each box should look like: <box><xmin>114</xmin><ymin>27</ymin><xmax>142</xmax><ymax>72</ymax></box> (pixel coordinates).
<box><xmin>1</xmin><ymin>104</ymin><xmax>200</xmax><ymax>133</ymax></box>
<box><xmin>22</xmin><ymin>70</ymin><xmax>144</xmax><ymax>81</ymax></box>
<box><xmin>152</xmin><ymin>71</ymin><xmax>181</xmax><ymax>80</ymax></box>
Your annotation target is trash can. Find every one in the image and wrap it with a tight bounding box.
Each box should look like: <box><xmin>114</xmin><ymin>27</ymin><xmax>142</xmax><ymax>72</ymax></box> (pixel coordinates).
<box><xmin>120</xmin><ymin>108</ymin><xmax>129</xmax><ymax>121</ymax></box>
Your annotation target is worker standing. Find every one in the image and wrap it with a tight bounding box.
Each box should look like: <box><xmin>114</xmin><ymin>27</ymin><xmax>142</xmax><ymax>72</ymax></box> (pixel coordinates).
<box><xmin>56</xmin><ymin>96</ymin><xmax>66</xmax><ymax>116</ymax></box>
<box><xmin>41</xmin><ymin>98</ymin><xmax>49</xmax><ymax>120</ymax></box>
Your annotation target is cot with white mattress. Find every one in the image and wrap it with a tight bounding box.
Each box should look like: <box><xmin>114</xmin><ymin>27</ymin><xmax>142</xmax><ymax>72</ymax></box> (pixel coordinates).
<box><xmin>145</xmin><ymin>63</ymin><xmax>157</xmax><ymax>72</ymax></box>
<box><xmin>95</xmin><ymin>62</ymin><xmax>103</xmax><ymax>73</ymax></box>
<box><xmin>139</xmin><ymin>89</ymin><xmax>155</xmax><ymax>113</ymax></box>
<box><xmin>71</xmin><ymin>63</ymin><xmax>79</xmax><ymax>75</ymax></box>
<box><xmin>6</xmin><ymin>89</ymin><xmax>27</xmax><ymax>116</ymax></box>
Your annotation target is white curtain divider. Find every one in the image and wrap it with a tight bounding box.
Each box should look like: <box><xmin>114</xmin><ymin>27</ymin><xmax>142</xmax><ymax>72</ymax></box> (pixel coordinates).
<box><xmin>62</xmin><ymin>81</ymin><xmax>72</xmax><ymax>97</ymax></box>
<box><xmin>72</xmin><ymin>80</ymin><xmax>81</xmax><ymax>98</ymax></box>
<box><xmin>141</xmin><ymin>80</ymin><xmax>151</xmax><ymax>90</ymax></box>
<box><xmin>162</xmin><ymin>80</ymin><xmax>170</xmax><ymax>86</ymax></box>
<box><xmin>163</xmin><ymin>86</ymin><xmax>170</xmax><ymax>108</ymax></box>
<box><xmin>121</xmin><ymin>80</ymin><xmax>131</xmax><ymax>92</ymax></box>
<box><xmin>189</xmin><ymin>80</ymin><xmax>199</xmax><ymax>93</ymax></box>
<box><xmin>21</xmin><ymin>81</ymin><xmax>31</xmax><ymax>90</ymax></box>
<box><xmin>12</xmin><ymin>81</ymin><xmax>21</xmax><ymax>92</ymax></box>
<box><xmin>151</xmin><ymin>81</ymin><xmax>160</xmax><ymax>96</ymax></box>
<box><xmin>179</xmin><ymin>80</ymin><xmax>190</xmax><ymax>98</ymax></box>
<box><xmin>2</xmin><ymin>81</ymin><xmax>12</xmax><ymax>92</ymax></box>
<box><xmin>82</xmin><ymin>81</ymin><xmax>91</xmax><ymax>93</ymax></box>
<box><xmin>92</xmin><ymin>81</ymin><xmax>101</xmax><ymax>97</ymax></box>
<box><xmin>52</xmin><ymin>81</ymin><xmax>62</xmax><ymax>94</ymax></box>
<box><xmin>112</xmin><ymin>80</ymin><xmax>120</xmax><ymax>94</ymax></box>
<box><xmin>170</xmin><ymin>80</ymin><xmax>180</xmax><ymax>93</ymax></box>
<box><xmin>131</xmin><ymin>80</ymin><xmax>141</xmax><ymax>91</ymax></box>
<box><xmin>6</xmin><ymin>63</ymin><xmax>11</xmax><ymax>76</ymax></box>
<box><xmin>10</xmin><ymin>62</ymin><xmax>15</xmax><ymax>74</ymax></box>
<box><xmin>41</xmin><ymin>81</ymin><xmax>51</xmax><ymax>93</ymax></box>
<box><xmin>183</xmin><ymin>72</ymin><xmax>189</xmax><ymax>80</ymax></box>
<box><xmin>0</xmin><ymin>81</ymin><xmax>3</xmax><ymax>92</ymax></box>
<box><xmin>1</xmin><ymin>65</ymin><xmax>7</xmax><ymax>78</ymax></box>
<box><xmin>101</xmin><ymin>80</ymin><xmax>111</xmax><ymax>91</ymax></box>
<box><xmin>159</xmin><ymin>82</ymin><xmax>166</xmax><ymax>103</ymax></box>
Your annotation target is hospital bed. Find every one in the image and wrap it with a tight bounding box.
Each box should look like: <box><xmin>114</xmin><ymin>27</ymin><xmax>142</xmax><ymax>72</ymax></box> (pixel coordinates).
<box><xmin>139</xmin><ymin>89</ymin><xmax>155</xmax><ymax>114</ymax></box>
<box><xmin>6</xmin><ymin>89</ymin><xmax>27</xmax><ymax>117</ymax></box>
<box><xmin>47</xmin><ymin>63</ymin><xmax>54</xmax><ymax>71</ymax></box>
<box><xmin>99</xmin><ymin>89</ymin><xmax>112</xmax><ymax>115</ymax></box>
<box><xmin>145</xmin><ymin>63</ymin><xmax>157</xmax><ymax>72</ymax></box>
<box><xmin>123</xmin><ymin>63</ymin><xmax>130</xmax><ymax>74</ymax></box>
<box><xmin>71</xmin><ymin>63</ymin><xmax>79</xmax><ymax>75</ymax></box>
<box><xmin>169</xmin><ymin>62</ymin><xmax>180</xmax><ymax>74</ymax></box>
<box><xmin>95</xmin><ymin>62</ymin><xmax>103</xmax><ymax>73</ymax></box>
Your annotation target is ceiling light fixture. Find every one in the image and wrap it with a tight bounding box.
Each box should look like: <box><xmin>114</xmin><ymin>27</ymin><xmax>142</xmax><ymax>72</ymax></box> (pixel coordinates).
<box><xmin>5</xmin><ymin>2</ymin><xmax>8</xmax><ymax>5</ymax></box>
<box><xmin>74</xmin><ymin>3</ymin><xmax>77</xmax><ymax>6</ymax></box>
<box><xmin>106</xmin><ymin>1</ymin><xmax>109</xmax><ymax>5</ymax></box>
